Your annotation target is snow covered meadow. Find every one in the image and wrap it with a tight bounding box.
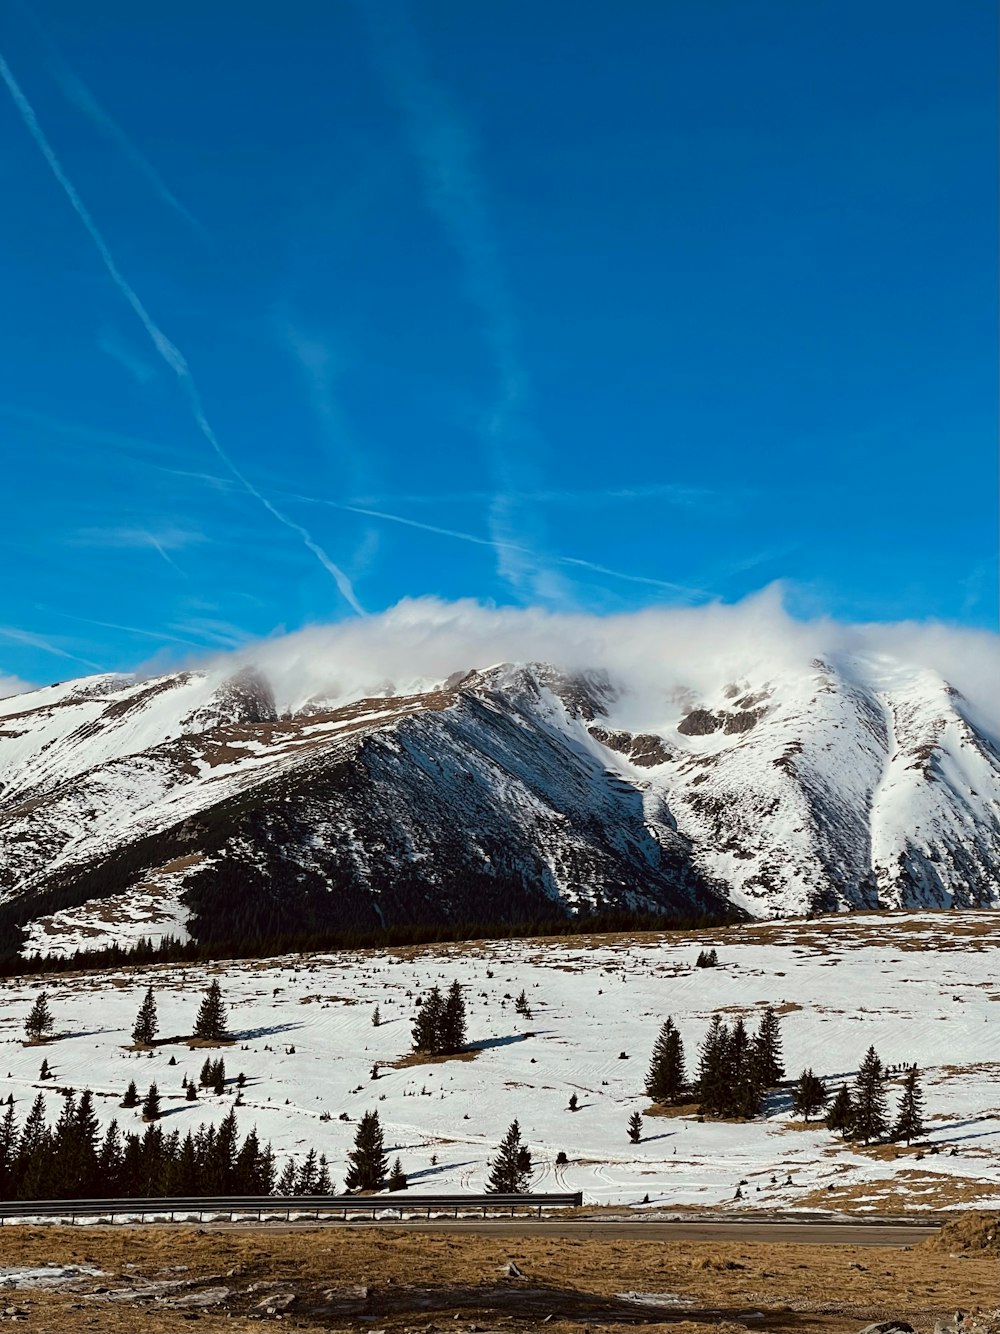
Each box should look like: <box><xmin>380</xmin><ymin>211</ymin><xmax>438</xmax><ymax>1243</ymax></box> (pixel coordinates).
<box><xmin>2</xmin><ymin>911</ymin><xmax>998</xmax><ymax>1213</ymax></box>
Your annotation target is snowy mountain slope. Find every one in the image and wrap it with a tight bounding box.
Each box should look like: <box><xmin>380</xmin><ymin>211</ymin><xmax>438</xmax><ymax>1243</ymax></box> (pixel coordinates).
<box><xmin>1</xmin><ymin>651</ymin><xmax>998</xmax><ymax>952</ymax></box>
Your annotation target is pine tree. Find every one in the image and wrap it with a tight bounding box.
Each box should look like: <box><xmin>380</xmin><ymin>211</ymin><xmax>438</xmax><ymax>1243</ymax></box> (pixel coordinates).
<box><xmin>199</xmin><ymin>1058</ymin><xmax>213</xmax><ymax>1088</ymax></box>
<box><xmin>132</xmin><ymin>987</ymin><xmax>158</xmax><ymax>1047</ymax></box>
<box><xmin>440</xmin><ymin>980</ymin><xmax>467</xmax><ymax>1053</ymax></box>
<box><xmin>24</xmin><ymin>993</ymin><xmax>53</xmax><ymax>1043</ymax></box>
<box><xmin>486</xmin><ymin>1120</ymin><xmax>532</xmax><ymax>1193</ymax></box>
<box><xmin>825</xmin><ymin>1085</ymin><xmax>854</xmax><ymax>1137</ymax></box>
<box><xmin>851</xmin><ymin>1046</ymin><xmax>888</xmax><ymax>1144</ymax></box>
<box><xmin>627</xmin><ymin>1111</ymin><xmax>643</xmax><ymax>1144</ymax></box>
<box><xmin>345</xmin><ymin>1109</ymin><xmax>389</xmax><ymax>1192</ymax></box>
<box><xmin>97</xmin><ymin>1121</ymin><xmax>124</xmax><ymax>1194</ymax></box>
<box><xmin>515</xmin><ymin>989</ymin><xmax>532</xmax><ymax>1019</ymax></box>
<box><xmin>276</xmin><ymin>1159</ymin><xmax>297</xmax><ymax>1195</ymax></box>
<box><xmin>388</xmin><ymin>1156</ymin><xmax>407</xmax><ymax>1190</ymax></box>
<box><xmin>292</xmin><ymin>1147</ymin><xmax>317</xmax><ymax>1194</ymax></box>
<box><xmin>892</xmin><ymin>1066</ymin><xmax>925</xmax><ymax>1145</ymax></box>
<box><xmin>754</xmin><ymin>1007</ymin><xmax>785</xmax><ymax>1086</ymax></box>
<box><xmin>193</xmin><ymin>979</ymin><xmax>229</xmax><ymax>1041</ymax></box>
<box><xmin>39</xmin><ymin>1058</ymin><xmax>51</xmax><ymax>1080</ymax></box>
<box><xmin>645</xmin><ymin>1017</ymin><xmax>686</xmax><ymax>1104</ymax></box>
<box><xmin>141</xmin><ymin>1083</ymin><xmax>161</xmax><ymax>1122</ymax></box>
<box><xmin>315</xmin><ymin>1154</ymin><xmax>332</xmax><ymax>1194</ymax></box>
<box><xmin>186</xmin><ymin>1082</ymin><xmax>197</xmax><ymax>1102</ymax></box>
<box><xmin>697</xmin><ymin>1015</ymin><xmax>731</xmax><ymax>1117</ymax></box>
<box><xmin>121</xmin><ymin>1080</ymin><xmax>140</xmax><ymax>1109</ymax></box>
<box><xmin>412</xmin><ymin>985</ymin><xmax>444</xmax><ymax>1053</ymax></box>
<box><xmin>568</xmin><ymin>1093</ymin><xmax>578</xmax><ymax>1112</ymax></box>
<box><xmin>372</xmin><ymin>1006</ymin><xmax>381</xmax><ymax>1027</ymax></box>
<box><xmin>791</xmin><ymin>1068</ymin><xmax>828</xmax><ymax>1122</ymax></box>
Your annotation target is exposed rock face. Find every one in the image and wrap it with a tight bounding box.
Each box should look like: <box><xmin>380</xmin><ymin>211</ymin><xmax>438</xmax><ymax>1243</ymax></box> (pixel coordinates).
<box><xmin>1</xmin><ymin>651</ymin><xmax>999</xmax><ymax>952</ymax></box>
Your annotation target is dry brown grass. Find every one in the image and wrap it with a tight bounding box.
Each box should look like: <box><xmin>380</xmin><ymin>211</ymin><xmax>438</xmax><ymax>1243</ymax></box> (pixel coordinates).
<box><xmin>0</xmin><ymin>1224</ymin><xmax>995</xmax><ymax>1333</ymax></box>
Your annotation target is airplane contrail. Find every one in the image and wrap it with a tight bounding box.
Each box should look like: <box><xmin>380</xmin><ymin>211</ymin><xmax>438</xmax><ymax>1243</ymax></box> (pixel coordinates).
<box><xmin>0</xmin><ymin>50</ymin><xmax>365</xmax><ymax>616</ymax></box>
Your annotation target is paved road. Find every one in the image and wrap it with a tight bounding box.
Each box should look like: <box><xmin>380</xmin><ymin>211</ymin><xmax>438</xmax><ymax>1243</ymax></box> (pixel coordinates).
<box><xmin>202</xmin><ymin>1218</ymin><xmax>937</xmax><ymax>1247</ymax></box>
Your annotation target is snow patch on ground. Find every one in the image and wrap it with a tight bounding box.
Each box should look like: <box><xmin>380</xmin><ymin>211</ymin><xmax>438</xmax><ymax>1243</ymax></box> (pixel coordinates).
<box><xmin>1</xmin><ymin>911</ymin><xmax>998</xmax><ymax>1212</ymax></box>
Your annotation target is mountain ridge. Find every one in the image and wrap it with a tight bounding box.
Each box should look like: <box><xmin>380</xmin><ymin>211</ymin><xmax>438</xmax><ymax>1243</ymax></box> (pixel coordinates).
<box><xmin>1</xmin><ymin>650</ymin><xmax>998</xmax><ymax>956</ymax></box>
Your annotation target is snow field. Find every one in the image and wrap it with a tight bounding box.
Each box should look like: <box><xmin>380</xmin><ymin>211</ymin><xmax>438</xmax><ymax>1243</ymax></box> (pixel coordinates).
<box><xmin>0</xmin><ymin>910</ymin><xmax>998</xmax><ymax>1212</ymax></box>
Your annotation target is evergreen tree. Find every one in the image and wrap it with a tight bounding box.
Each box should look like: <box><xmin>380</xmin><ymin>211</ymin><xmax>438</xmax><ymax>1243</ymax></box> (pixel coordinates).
<box><xmin>0</xmin><ymin>1102</ymin><xmax>17</xmax><ymax>1198</ymax></box>
<box><xmin>486</xmin><ymin>1120</ymin><xmax>532</xmax><ymax>1193</ymax></box>
<box><xmin>193</xmin><ymin>979</ymin><xmax>229</xmax><ymax>1041</ymax></box>
<box><xmin>296</xmin><ymin>1147</ymin><xmax>320</xmax><ymax>1194</ymax></box>
<box><xmin>121</xmin><ymin>1080</ymin><xmax>140</xmax><ymax>1109</ymax></box>
<box><xmin>345</xmin><ymin>1109</ymin><xmax>388</xmax><ymax>1192</ymax></box>
<box><xmin>791</xmin><ymin>1068</ymin><xmax>828</xmax><ymax>1122</ymax></box>
<box><xmin>15</xmin><ymin>1094</ymin><xmax>51</xmax><ymax>1197</ymax></box>
<box><xmin>141</xmin><ymin>1083</ymin><xmax>161</xmax><ymax>1122</ymax></box>
<box><xmin>645</xmin><ymin>1017</ymin><xmax>686</xmax><ymax>1104</ymax></box>
<box><xmin>24</xmin><ymin>993</ymin><xmax>53</xmax><ymax>1043</ymax></box>
<box><xmin>97</xmin><ymin>1121</ymin><xmax>124</xmax><ymax>1194</ymax></box>
<box><xmin>440</xmin><ymin>980</ymin><xmax>467</xmax><ymax>1053</ymax></box>
<box><xmin>372</xmin><ymin>1006</ymin><xmax>381</xmax><ymax>1027</ymax></box>
<box><xmin>199</xmin><ymin>1058</ymin><xmax>213</xmax><ymax>1088</ymax></box>
<box><xmin>851</xmin><ymin>1046</ymin><xmax>888</xmax><ymax>1144</ymax></box>
<box><xmin>315</xmin><ymin>1153</ymin><xmax>332</xmax><ymax>1194</ymax></box>
<box><xmin>825</xmin><ymin>1084</ymin><xmax>854</xmax><ymax>1137</ymax></box>
<box><xmin>411</xmin><ymin>985</ymin><xmax>444</xmax><ymax>1053</ymax></box>
<box><xmin>892</xmin><ymin>1067</ymin><xmax>925</xmax><ymax>1146</ymax></box>
<box><xmin>186</xmin><ymin>1082</ymin><xmax>198</xmax><ymax>1102</ymax></box>
<box><xmin>388</xmin><ymin>1156</ymin><xmax>407</xmax><ymax>1191</ymax></box>
<box><xmin>515</xmin><ymin>989</ymin><xmax>532</xmax><ymax>1019</ymax></box>
<box><xmin>39</xmin><ymin>1058</ymin><xmax>51</xmax><ymax>1080</ymax></box>
<box><xmin>697</xmin><ymin>1015</ymin><xmax>731</xmax><ymax>1117</ymax></box>
<box><xmin>754</xmin><ymin>1007</ymin><xmax>785</xmax><ymax>1086</ymax></box>
<box><xmin>132</xmin><ymin>987</ymin><xmax>158</xmax><ymax>1046</ymax></box>
<box><xmin>731</xmin><ymin>1023</ymin><xmax>766</xmax><ymax>1121</ymax></box>
<box><xmin>627</xmin><ymin>1111</ymin><xmax>643</xmax><ymax>1144</ymax></box>
<box><xmin>567</xmin><ymin>1093</ymin><xmax>578</xmax><ymax>1112</ymax></box>
<box><xmin>276</xmin><ymin>1158</ymin><xmax>297</xmax><ymax>1195</ymax></box>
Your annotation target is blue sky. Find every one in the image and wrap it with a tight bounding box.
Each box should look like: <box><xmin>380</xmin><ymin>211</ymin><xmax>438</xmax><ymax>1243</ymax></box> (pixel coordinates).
<box><xmin>0</xmin><ymin>0</ymin><xmax>996</xmax><ymax>686</ymax></box>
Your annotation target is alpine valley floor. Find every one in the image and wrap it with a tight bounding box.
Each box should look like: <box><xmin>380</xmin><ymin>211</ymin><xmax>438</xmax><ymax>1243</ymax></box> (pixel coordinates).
<box><xmin>2</xmin><ymin>910</ymin><xmax>999</xmax><ymax>1215</ymax></box>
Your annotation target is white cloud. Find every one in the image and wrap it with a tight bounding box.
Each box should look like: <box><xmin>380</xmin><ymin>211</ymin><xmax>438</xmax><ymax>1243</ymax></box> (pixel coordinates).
<box><xmin>197</xmin><ymin>587</ymin><xmax>1000</xmax><ymax>738</ymax></box>
<box><xmin>0</xmin><ymin>672</ymin><xmax>34</xmax><ymax>700</ymax></box>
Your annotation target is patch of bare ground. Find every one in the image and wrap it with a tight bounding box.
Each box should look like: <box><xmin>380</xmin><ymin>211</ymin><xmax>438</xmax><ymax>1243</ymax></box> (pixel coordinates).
<box><xmin>795</xmin><ymin>1171</ymin><xmax>1000</xmax><ymax>1212</ymax></box>
<box><xmin>644</xmin><ymin>1101</ymin><xmax>700</xmax><ymax>1119</ymax></box>
<box><xmin>0</xmin><ymin>1225</ymin><xmax>995</xmax><ymax>1333</ymax></box>
<box><xmin>391</xmin><ymin>1048</ymin><xmax>479</xmax><ymax>1069</ymax></box>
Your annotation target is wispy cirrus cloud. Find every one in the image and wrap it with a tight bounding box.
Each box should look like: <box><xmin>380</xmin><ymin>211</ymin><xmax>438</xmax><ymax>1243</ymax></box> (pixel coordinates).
<box><xmin>282</xmin><ymin>490</ymin><xmax>705</xmax><ymax>600</ymax></box>
<box><xmin>356</xmin><ymin>0</ymin><xmax>555</xmax><ymax>600</ymax></box>
<box><xmin>0</xmin><ymin>625</ymin><xmax>102</xmax><ymax>670</ymax></box>
<box><xmin>15</xmin><ymin>0</ymin><xmax>204</xmax><ymax>233</ymax></box>
<box><xmin>0</xmin><ymin>49</ymin><xmax>365</xmax><ymax>617</ymax></box>
<box><xmin>349</xmin><ymin>482</ymin><xmax>722</xmax><ymax>511</ymax></box>
<box><xmin>97</xmin><ymin>327</ymin><xmax>158</xmax><ymax>385</ymax></box>
<box><xmin>68</xmin><ymin>524</ymin><xmax>205</xmax><ymax>574</ymax></box>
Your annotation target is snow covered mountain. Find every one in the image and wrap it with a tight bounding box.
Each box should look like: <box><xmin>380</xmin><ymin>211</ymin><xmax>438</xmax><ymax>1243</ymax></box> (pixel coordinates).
<box><xmin>1</xmin><ymin>650</ymin><xmax>998</xmax><ymax>954</ymax></box>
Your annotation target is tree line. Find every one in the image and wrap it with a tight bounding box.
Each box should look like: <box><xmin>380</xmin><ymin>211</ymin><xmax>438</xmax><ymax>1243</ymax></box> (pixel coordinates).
<box><xmin>1</xmin><ymin>906</ymin><xmax>741</xmax><ymax>979</ymax></box>
<box><xmin>0</xmin><ymin>1093</ymin><xmax>275</xmax><ymax>1201</ymax></box>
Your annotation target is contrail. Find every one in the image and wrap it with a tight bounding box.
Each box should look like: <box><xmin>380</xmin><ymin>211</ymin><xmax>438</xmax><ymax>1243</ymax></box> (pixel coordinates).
<box><xmin>284</xmin><ymin>491</ymin><xmax>705</xmax><ymax>599</ymax></box>
<box><xmin>0</xmin><ymin>625</ymin><xmax>104</xmax><ymax>671</ymax></box>
<box><xmin>15</xmin><ymin>0</ymin><xmax>204</xmax><ymax>232</ymax></box>
<box><xmin>0</xmin><ymin>50</ymin><xmax>365</xmax><ymax>617</ymax></box>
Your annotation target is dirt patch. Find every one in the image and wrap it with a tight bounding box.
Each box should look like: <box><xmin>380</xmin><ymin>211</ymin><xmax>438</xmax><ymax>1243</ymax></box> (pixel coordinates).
<box><xmin>391</xmin><ymin>1048</ymin><xmax>479</xmax><ymax>1069</ymax></box>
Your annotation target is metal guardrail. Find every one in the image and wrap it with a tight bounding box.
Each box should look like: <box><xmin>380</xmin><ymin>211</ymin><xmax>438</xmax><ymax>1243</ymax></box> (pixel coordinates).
<box><xmin>0</xmin><ymin>1191</ymin><xmax>583</xmax><ymax>1223</ymax></box>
